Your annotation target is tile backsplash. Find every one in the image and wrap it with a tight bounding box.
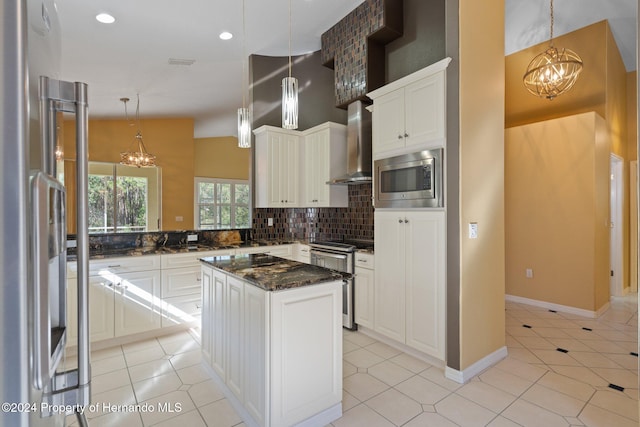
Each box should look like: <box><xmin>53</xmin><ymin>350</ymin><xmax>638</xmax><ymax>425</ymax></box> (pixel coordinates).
<box><xmin>252</xmin><ymin>184</ymin><xmax>374</xmax><ymax>241</ymax></box>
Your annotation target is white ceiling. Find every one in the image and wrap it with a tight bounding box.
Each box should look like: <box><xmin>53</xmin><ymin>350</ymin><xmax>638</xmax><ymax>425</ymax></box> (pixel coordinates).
<box><xmin>56</xmin><ymin>0</ymin><xmax>637</xmax><ymax>138</ymax></box>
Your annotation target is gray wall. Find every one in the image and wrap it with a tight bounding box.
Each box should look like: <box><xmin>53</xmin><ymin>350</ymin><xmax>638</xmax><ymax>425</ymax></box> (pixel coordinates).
<box><xmin>250</xmin><ymin>52</ymin><xmax>347</xmax><ymax>130</ymax></box>
<box><xmin>386</xmin><ymin>0</ymin><xmax>446</xmax><ymax>83</ymax></box>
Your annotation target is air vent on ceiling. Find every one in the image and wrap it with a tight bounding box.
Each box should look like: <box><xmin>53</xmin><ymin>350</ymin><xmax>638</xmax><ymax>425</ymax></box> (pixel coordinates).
<box><xmin>168</xmin><ymin>58</ymin><xmax>196</xmax><ymax>66</ymax></box>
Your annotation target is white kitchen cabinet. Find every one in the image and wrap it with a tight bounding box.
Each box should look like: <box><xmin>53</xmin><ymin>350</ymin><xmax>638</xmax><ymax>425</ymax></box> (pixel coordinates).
<box><xmin>200</xmin><ymin>266</ymin><xmax>214</xmax><ymax>364</ymax></box>
<box><xmin>301</xmin><ymin>122</ymin><xmax>348</xmax><ymax>207</ymax></box>
<box><xmin>243</xmin><ymin>283</ymin><xmax>268</xmax><ymax>426</ymax></box>
<box><xmin>374</xmin><ymin>210</ymin><xmax>446</xmax><ymax>360</ymax></box>
<box><xmin>236</xmin><ymin>244</ymin><xmax>292</xmax><ymax>259</ymax></box>
<box><xmin>293</xmin><ymin>243</ymin><xmax>311</xmax><ymax>264</ymax></box>
<box><xmin>66</xmin><ymin>275</ymin><xmax>115</xmax><ymax>346</ymax></box>
<box><xmin>201</xmin><ymin>264</ymin><xmax>342</xmax><ymax>427</ymax></box>
<box><xmin>354</xmin><ymin>252</ymin><xmax>375</xmax><ymax>329</ymax></box>
<box><xmin>160</xmin><ymin>249</ymin><xmax>233</xmax><ymax>327</ymax></box>
<box><xmin>226</xmin><ymin>275</ymin><xmax>245</xmax><ymax>401</ymax></box>
<box><xmin>66</xmin><ymin>255</ymin><xmax>161</xmax><ymax>346</ymax></box>
<box><xmin>210</xmin><ymin>267</ymin><xmax>227</xmax><ymax>379</ymax></box>
<box><xmin>114</xmin><ymin>270</ymin><xmax>162</xmax><ymax>337</ymax></box>
<box><xmin>368</xmin><ymin>58</ymin><xmax>450</xmax><ymax>160</ymax></box>
<box><xmin>254</xmin><ymin>126</ymin><xmax>300</xmax><ymax>208</ymax></box>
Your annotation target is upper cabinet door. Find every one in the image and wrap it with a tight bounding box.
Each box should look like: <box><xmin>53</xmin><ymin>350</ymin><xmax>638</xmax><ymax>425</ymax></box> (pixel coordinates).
<box><xmin>404</xmin><ymin>72</ymin><xmax>445</xmax><ymax>151</ymax></box>
<box><xmin>372</xmin><ymin>89</ymin><xmax>405</xmax><ymax>159</ymax></box>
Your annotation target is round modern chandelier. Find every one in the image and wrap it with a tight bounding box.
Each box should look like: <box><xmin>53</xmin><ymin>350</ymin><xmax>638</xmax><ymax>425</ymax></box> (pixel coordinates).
<box><xmin>523</xmin><ymin>0</ymin><xmax>583</xmax><ymax>100</ymax></box>
<box><xmin>119</xmin><ymin>96</ymin><xmax>157</xmax><ymax>168</ymax></box>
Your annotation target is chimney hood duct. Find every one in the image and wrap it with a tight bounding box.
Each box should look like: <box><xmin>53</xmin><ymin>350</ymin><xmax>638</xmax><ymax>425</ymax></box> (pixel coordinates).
<box><xmin>328</xmin><ymin>100</ymin><xmax>372</xmax><ymax>185</ymax></box>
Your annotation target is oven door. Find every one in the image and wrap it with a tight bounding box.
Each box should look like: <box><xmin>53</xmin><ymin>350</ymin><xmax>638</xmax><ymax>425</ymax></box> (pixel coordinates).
<box><xmin>309</xmin><ymin>249</ymin><xmax>355</xmax><ymax>329</ymax></box>
<box><xmin>310</xmin><ymin>249</ymin><xmax>350</xmax><ymax>273</ymax></box>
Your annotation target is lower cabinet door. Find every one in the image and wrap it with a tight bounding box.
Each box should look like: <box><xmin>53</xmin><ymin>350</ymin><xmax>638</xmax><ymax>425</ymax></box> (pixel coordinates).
<box><xmin>161</xmin><ymin>294</ymin><xmax>201</xmax><ymax>327</ymax></box>
<box><xmin>354</xmin><ymin>266</ymin><xmax>374</xmax><ymax>329</ymax></box>
<box><xmin>114</xmin><ymin>270</ymin><xmax>162</xmax><ymax>337</ymax></box>
<box><xmin>243</xmin><ymin>284</ymin><xmax>267</xmax><ymax>426</ymax></box>
<box><xmin>67</xmin><ymin>276</ymin><xmax>115</xmax><ymax>346</ymax></box>
<box><xmin>211</xmin><ymin>269</ymin><xmax>227</xmax><ymax>379</ymax></box>
<box><xmin>225</xmin><ymin>276</ymin><xmax>244</xmax><ymax>401</ymax></box>
<box><xmin>201</xmin><ymin>267</ymin><xmax>213</xmax><ymax>365</ymax></box>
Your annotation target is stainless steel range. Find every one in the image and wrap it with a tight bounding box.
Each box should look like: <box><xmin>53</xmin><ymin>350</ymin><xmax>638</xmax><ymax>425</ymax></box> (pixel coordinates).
<box><xmin>309</xmin><ymin>239</ymin><xmax>374</xmax><ymax>330</ymax></box>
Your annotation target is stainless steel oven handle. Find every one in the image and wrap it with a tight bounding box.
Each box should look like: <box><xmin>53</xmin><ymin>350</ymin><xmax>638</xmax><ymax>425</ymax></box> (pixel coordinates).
<box><xmin>309</xmin><ymin>249</ymin><xmax>348</xmax><ymax>260</ymax></box>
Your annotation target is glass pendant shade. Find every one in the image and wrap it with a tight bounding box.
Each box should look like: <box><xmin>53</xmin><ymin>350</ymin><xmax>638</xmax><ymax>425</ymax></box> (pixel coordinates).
<box><xmin>523</xmin><ymin>46</ymin><xmax>583</xmax><ymax>100</ymax></box>
<box><xmin>120</xmin><ymin>131</ymin><xmax>156</xmax><ymax>168</ymax></box>
<box><xmin>282</xmin><ymin>76</ymin><xmax>298</xmax><ymax>129</ymax></box>
<box><xmin>237</xmin><ymin>107</ymin><xmax>251</xmax><ymax>148</ymax></box>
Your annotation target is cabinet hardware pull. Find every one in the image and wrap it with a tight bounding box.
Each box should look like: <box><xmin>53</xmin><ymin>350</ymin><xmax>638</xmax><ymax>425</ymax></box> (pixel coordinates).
<box><xmin>404</xmin><ymin>219</ymin><xmax>409</xmax><ymax>223</ymax></box>
<box><xmin>404</xmin><ymin>133</ymin><xmax>409</xmax><ymax>138</ymax></box>
<box><xmin>357</xmin><ymin>259</ymin><xmax>367</xmax><ymax>263</ymax></box>
<box><xmin>397</xmin><ymin>135</ymin><xmax>403</xmax><ymax>139</ymax></box>
<box><xmin>196</xmin><ymin>304</ymin><xmax>201</xmax><ymax>309</ymax></box>
<box><xmin>108</xmin><ymin>265</ymin><xmax>121</xmax><ymax>268</ymax></box>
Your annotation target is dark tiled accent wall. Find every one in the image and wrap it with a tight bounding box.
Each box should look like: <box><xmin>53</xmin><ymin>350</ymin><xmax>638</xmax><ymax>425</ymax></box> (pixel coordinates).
<box><xmin>321</xmin><ymin>0</ymin><xmax>403</xmax><ymax>107</ymax></box>
<box><xmin>252</xmin><ymin>185</ymin><xmax>374</xmax><ymax>242</ymax></box>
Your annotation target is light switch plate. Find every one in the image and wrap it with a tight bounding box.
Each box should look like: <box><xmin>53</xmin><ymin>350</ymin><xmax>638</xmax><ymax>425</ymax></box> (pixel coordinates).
<box><xmin>268</xmin><ymin>218</ymin><xmax>274</xmax><ymax>227</ymax></box>
<box><xmin>469</xmin><ymin>222</ymin><xmax>478</xmax><ymax>239</ymax></box>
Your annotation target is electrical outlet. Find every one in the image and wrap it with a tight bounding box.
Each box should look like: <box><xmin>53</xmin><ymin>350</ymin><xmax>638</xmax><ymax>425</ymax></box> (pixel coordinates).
<box><xmin>469</xmin><ymin>222</ymin><xmax>478</xmax><ymax>239</ymax></box>
<box><xmin>526</xmin><ymin>268</ymin><xmax>534</xmax><ymax>279</ymax></box>
<box><xmin>268</xmin><ymin>218</ymin><xmax>274</xmax><ymax>227</ymax></box>
<box><xmin>176</xmin><ymin>216</ymin><xmax>184</xmax><ymax>222</ymax></box>
<box><xmin>187</xmin><ymin>234</ymin><xmax>198</xmax><ymax>242</ymax></box>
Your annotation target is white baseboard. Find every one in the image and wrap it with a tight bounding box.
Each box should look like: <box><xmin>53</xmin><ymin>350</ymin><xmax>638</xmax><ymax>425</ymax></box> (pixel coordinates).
<box><xmin>356</xmin><ymin>326</ymin><xmax>445</xmax><ymax>369</ymax></box>
<box><xmin>444</xmin><ymin>346</ymin><xmax>508</xmax><ymax>384</ymax></box>
<box><xmin>505</xmin><ymin>294</ymin><xmax>610</xmax><ymax>319</ymax></box>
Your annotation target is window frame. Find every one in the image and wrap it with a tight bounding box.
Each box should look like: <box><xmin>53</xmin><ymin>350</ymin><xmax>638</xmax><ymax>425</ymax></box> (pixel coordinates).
<box><xmin>194</xmin><ymin>177</ymin><xmax>251</xmax><ymax>230</ymax></box>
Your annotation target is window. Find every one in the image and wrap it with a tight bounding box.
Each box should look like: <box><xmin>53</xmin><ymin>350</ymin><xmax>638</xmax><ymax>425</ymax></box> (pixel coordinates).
<box><xmin>195</xmin><ymin>178</ymin><xmax>250</xmax><ymax>229</ymax></box>
<box><xmin>86</xmin><ymin>162</ymin><xmax>161</xmax><ymax>233</ymax></box>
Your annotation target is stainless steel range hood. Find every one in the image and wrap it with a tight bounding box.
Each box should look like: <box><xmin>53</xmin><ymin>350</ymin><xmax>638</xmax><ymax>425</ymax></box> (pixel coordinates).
<box><xmin>328</xmin><ymin>100</ymin><xmax>372</xmax><ymax>185</ymax></box>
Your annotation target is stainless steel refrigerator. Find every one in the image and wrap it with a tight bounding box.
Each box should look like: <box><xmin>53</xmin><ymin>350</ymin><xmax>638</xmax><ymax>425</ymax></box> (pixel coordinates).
<box><xmin>1</xmin><ymin>0</ymin><xmax>91</xmax><ymax>425</ymax></box>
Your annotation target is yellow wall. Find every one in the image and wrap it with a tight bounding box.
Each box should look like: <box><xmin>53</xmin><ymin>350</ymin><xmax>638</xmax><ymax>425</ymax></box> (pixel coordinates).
<box><xmin>505</xmin><ymin>21</ymin><xmax>609</xmax><ymax>128</ymax></box>
<box><xmin>63</xmin><ymin>118</ymin><xmax>195</xmax><ymax>230</ymax></box>
<box><xmin>194</xmin><ymin>136</ymin><xmax>250</xmax><ymax>180</ymax></box>
<box><xmin>505</xmin><ymin>113</ymin><xmax>610</xmax><ymax>311</ymax></box>
<box><xmin>458</xmin><ymin>0</ymin><xmax>506</xmax><ymax>369</ymax></box>
<box><xmin>505</xmin><ymin>20</ymin><xmax>636</xmax><ymax>300</ymax></box>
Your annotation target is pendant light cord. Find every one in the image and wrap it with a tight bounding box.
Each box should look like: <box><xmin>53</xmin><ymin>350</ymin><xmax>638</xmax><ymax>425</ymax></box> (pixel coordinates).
<box><xmin>288</xmin><ymin>0</ymin><xmax>292</xmax><ymax>78</ymax></box>
<box><xmin>549</xmin><ymin>0</ymin><xmax>554</xmax><ymax>42</ymax></box>
<box><xmin>242</xmin><ymin>0</ymin><xmax>247</xmax><ymax>108</ymax></box>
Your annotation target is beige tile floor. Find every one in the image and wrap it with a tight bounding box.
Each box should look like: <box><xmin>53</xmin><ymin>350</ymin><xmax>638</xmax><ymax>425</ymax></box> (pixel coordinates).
<box><xmin>64</xmin><ymin>294</ymin><xmax>638</xmax><ymax>426</ymax></box>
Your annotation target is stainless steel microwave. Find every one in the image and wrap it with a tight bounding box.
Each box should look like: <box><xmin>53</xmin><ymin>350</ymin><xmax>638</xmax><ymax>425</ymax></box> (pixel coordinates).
<box><xmin>375</xmin><ymin>149</ymin><xmax>443</xmax><ymax>208</ymax></box>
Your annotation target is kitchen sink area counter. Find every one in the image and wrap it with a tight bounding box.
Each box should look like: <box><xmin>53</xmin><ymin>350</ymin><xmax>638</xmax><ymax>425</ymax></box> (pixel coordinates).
<box><xmin>200</xmin><ymin>253</ymin><xmax>348</xmax><ymax>291</ymax></box>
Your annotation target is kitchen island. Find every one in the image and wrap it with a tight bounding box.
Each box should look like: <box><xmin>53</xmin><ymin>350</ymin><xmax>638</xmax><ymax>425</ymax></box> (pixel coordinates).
<box><xmin>200</xmin><ymin>254</ymin><xmax>345</xmax><ymax>427</ymax></box>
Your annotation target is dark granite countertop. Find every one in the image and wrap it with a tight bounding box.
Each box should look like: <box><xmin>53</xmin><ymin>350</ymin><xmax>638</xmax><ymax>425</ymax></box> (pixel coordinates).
<box><xmin>69</xmin><ymin>239</ymin><xmax>302</xmax><ymax>261</ymax></box>
<box><xmin>200</xmin><ymin>253</ymin><xmax>350</xmax><ymax>291</ymax></box>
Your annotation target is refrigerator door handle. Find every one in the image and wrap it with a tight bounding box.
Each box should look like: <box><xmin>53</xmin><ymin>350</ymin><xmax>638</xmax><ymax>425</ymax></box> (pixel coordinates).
<box><xmin>37</xmin><ymin>77</ymin><xmax>90</xmax><ymax>418</ymax></box>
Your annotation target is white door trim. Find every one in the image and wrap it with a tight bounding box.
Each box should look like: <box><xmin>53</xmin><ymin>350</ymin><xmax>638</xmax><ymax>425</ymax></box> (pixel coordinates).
<box><xmin>609</xmin><ymin>153</ymin><xmax>624</xmax><ymax>297</ymax></box>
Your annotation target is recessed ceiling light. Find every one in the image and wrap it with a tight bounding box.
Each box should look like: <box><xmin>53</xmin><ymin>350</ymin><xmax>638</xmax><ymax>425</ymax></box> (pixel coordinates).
<box><xmin>96</xmin><ymin>13</ymin><xmax>116</xmax><ymax>24</ymax></box>
<box><xmin>219</xmin><ymin>31</ymin><xmax>233</xmax><ymax>40</ymax></box>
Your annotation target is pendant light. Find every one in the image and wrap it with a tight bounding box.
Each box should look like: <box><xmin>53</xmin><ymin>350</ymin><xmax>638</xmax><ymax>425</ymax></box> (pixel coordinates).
<box><xmin>237</xmin><ymin>0</ymin><xmax>251</xmax><ymax>148</ymax></box>
<box><xmin>281</xmin><ymin>0</ymin><xmax>298</xmax><ymax>129</ymax></box>
<box><xmin>119</xmin><ymin>95</ymin><xmax>157</xmax><ymax>167</ymax></box>
<box><xmin>523</xmin><ymin>0</ymin><xmax>583</xmax><ymax>100</ymax></box>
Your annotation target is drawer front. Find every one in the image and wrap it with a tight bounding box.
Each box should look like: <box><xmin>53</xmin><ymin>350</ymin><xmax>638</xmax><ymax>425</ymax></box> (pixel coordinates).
<box><xmin>69</xmin><ymin>255</ymin><xmax>161</xmax><ymax>277</ymax></box>
<box><xmin>162</xmin><ymin>294</ymin><xmax>202</xmax><ymax>327</ymax></box>
<box><xmin>161</xmin><ymin>266</ymin><xmax>202</xmax><ymax>298</ymax></box>
<box><xmin>355</xmin><ymin>252</ymin><xmax>374</xmax><ymax>269</ymax></box>
<box><xmin>161</xmin><ymin>249</ymin><xmax>234</xmax><ymax>269</ymax></box>
<box><xmin>90</xmin><ymin>255</ymin><xmax>161</xmax><ymax>275</ymax></box>
<box><xmin>237</xmin><ymin>244</ymin><xmax>292</xmax><ymax>258</ymax></box>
